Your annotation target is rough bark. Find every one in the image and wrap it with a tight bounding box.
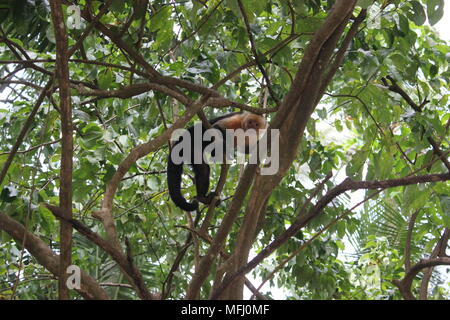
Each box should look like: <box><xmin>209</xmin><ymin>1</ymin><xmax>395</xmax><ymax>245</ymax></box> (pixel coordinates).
<box><xmin>217</xmin><ymin>0</ymin><xmax>360</xmax><ymax>299</ymax></box>
<box><xmin>0</xmin><ymin>213</ymin><xmax>110</xmax><ymax>299</ymax></box>
<box><xmin>49</xmin><ymin>0</ymin><xmax>73</xmax><ymax>300</ymax></box>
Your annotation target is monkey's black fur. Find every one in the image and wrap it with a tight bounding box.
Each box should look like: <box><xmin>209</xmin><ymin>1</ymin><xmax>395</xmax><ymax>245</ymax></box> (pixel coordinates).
<box><xmin>167</xmin><ymin>113</ymin><xmax>241</xmax><ymax>211</ymax></box>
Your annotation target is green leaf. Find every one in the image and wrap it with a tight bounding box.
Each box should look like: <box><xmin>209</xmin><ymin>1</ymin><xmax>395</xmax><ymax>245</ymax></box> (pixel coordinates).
<box><xmin>37</xmin><ymin>205</ymin><xmax>56</xmax><ymax>234</ymax></box>
<box><xmin>346</xmin><ymin>151</ymin><xmax>368</xmax><ymax>180</ymax></box>
<box><xmin>404</xmin><ymin>185</ymin><xmax>430</xmax><ymax>211</ymax></box>
<box><xmin>149</xmin><ymin>6</ymin><xmax>172</xmax><ymax>32</ymax></box>
<box><xmin>103</xmin><ymin>164</ymin><xmax>116</xmax><ymax>184</ymax></box>
<box><xmin>225</xmin><ymin>0</ymin><xmax>241</xmax><ymax>18</ymax></box>
<box><xmin>111</xmin><ymin>0</ymin><xmax>126</xmax><ymax>14</ymax></box>
<box><xmin>429</xmin><ymin>64</ymin><xmax>438</xmax><ymax>78</ymax></box>
<box><xmin>98</xmin><ymin>68</ymin><xmax>113</xmax><ymax>89</ymax></box>
<box><xmin>439</xmin><ymin>195</ymin><xmax>450</xmax><ymax>228</ymax></box>
<box><xmin>378</xmin><ymin>151</ymin><xmax>394</xmax><ymax>179</ymax></box>
<box><xmin>336</xmin><ymin>221</ymin><xmax>346</xmax><ymax>239</ymax></box>
<box><xmin>246</xmin><ymin>0</ymin><xmax>266</xmax><ymax>16</ymax></box>
<box><xmin>398</xmin><ymin>14</ymin><xmax>410</xmax><ymax>34</ymax></box>
<box><xmin>79</xmin><ymin>123</ymin><xmax>103</xmax><ymax>149</ymax></box>
<box><xmin>407</xmin><ymin>1</ymin><xmax>427</xmax><ymax>26</ymax></box>
<box><xmin>427</xmin><ymin>0</ymin><xmax>444</xmax><ymax>26</ymax></box>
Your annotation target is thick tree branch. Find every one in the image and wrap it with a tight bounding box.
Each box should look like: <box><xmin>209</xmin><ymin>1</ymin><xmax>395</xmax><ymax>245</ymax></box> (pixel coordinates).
<box><xmin>0</xmin><ymin>213</ymin><xmax>110</xmax><ymax>299</ymax></box>
<box><xmin>76</xmin><ymin>83</ymin><xmax>273</xmax><ymax>113</ymax></box>
<box><xmin>210</xmin><ymin>172</ymin><xmax>450</xmax><ymax>299</ymax></box>
<box><xmin>393</xmin><ymin>257</ymin><xmax>450</xmax><ymax>300</ymax></box>
<box><xmin>45</xmin><ymin>204</ymin><xmax>158</xmax><ymax>300</ymax></box>
<box><xmin>75</xmin><ymin>82</ymin><xmax>192</xmax><ymax>106</ymax></box>
<box><xmin>405</xmin><ymin>210</ymin><xmax>420</xmax><ymax>273</ymax></box>
<box><xmin>50</xmin><ymin>0</ymin><xmax>73</xmax><ymax>300</ymax></box>
<box><xmin>213</xmin><ymin>0</ymin><xmax>360</xmax><ymax>300</ymax></box>
<box><xmin>185</xmin><ymin>164</ymin><xmax>258</xmax><ymax>299</ymax></box>
<box><xmin>419</xmin><ymin>228</ymin><xmax>450</xmax><ymax>299</ymax></box>
<box><xmin>316</xmin><ymin>9</ymin><xmax>366</xmax><ymax>104</ymax></box>
<box><xmin>273</xmin><ymin>1</ymin><xmax>357</xmax><ymax>128</ymax></box>
<box><xmin>97</xmin><ymin>96</ymin><xmax>210</xmax><ymax>245</ymax></box>
<box><xmin>176</xmin><ymin>224</ymin><xmax>267</xmax><ymax>300</ymax></box>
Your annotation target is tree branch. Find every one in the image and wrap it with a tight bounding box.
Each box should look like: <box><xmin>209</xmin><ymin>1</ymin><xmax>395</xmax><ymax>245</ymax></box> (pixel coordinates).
<box><xmin>213</xmin><ymin>0</ymin><xmax>360</xmax><ymax>300</ymax></box>
<box><xmin>237</xmin><ymin>0</ymin><xmax>280</xmax><ymax>105</ymax></box>
<box><xmin>316</xmin><ymin>9</ymin><xmax>366</xmax><ymax>104</ymax></box>
<box><xmin>210</xmin><ymin>172</ymin><xmax>450</xmax><ymax>299</ymax></box>
<box><xmin>0</xmin><ymin>81</ymin><xmax>52</xmax><ymax>186</ymax></box>
<box><xmin>50</xmin><ymin>0</ymin><xmax>73</xmax><ymax>300</ymax></box>
<box><xmin>0</xmin><ymin>212</ymin><xmax>110</xmax><ymax>299</ymax></box>
<box><xmin>393</xmin><ymin>257</ymin><xmax>450</xmax><ymax>300</ymax></box>
<box><xmin>185</xmin><ymin>164</ymin><xmax>258</xmax><ymax>299</ymax></box>
<box><xmin>419</xmin><ymin>228</ymin><xmax>450</xmax><ymax>299</ymax></box>
<box><xmin>45</xmin><ymin>204</ymin><xmax>158</xmax><ymax>300</ymax></box>
<box><xmin>75</xmin><ymin>82</ymin><xmax>192</xmax><ymax>106</ymax></box>
<box><xmin>405</xmin><ymin>210</ymin><xmax>420</xmax><ymax>273</ymax></box>
<box><xmin>382</xmin><ymin>76</ymin><xmax>450</xmax><ymax>171</ymax></box>
<box><xmin>176</xmin><ymin>224</ymin><xmax>267</xmax><ymax>300</ymax></box>
<box><xmin>0</xmin><ymin>139</ymin><xmax>61</xmax><ymax>156</ymax></box>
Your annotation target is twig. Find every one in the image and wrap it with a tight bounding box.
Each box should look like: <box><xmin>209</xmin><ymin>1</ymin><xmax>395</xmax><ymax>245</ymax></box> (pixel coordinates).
<box><xmin>0</xmin><ymin>81</ymin><xmax>52</xmax><ymax>186</ymax></box>
<box><xmin>237</xmin><ymin>0</ymin><xmax>280</xmax><ymax>105</ymax></box>
<box><xmin>251</xmin><ymin>184</ymin><xmax>382</xmax><ymax>299</ymax></box>
<box><xmin>100</xmin><ymin>282</ymin><xmax>133</xmax><ymax>289</ymax></box>
<box><xmin>382</xmin><ymin>76</ymin><xmax>450</xmax><ymax>171</ymax></box>
<box><xmin>0</xmin><ymin>139</ymin><xmax>61</xmax><ymax>156</ymax></box>
<box><xmin>0</xmin><ymin>79</ymin><xmax>43</xmax><ymax>91</ymax></box>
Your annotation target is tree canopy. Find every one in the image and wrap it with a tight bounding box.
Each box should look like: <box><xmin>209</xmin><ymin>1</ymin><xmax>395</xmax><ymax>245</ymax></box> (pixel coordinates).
<box><xmin>0</xmin><ymin>0</ymin><xmax>449</xmax><ymax>300</ymax></box>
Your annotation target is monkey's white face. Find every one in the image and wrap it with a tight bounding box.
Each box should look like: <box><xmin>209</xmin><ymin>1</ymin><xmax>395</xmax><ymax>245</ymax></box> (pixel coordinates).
<box><xmin>240</xmin><ymin>117</ymin><xmax>267</xmax><ymax>150</ymax></box>
<box><xmin>244</xmin><ymin>118</ymin><xmax>267</xmax><ymax>143</ymax></box>
<box><xmin>244</xmin><ymin>117</ymin><xmax>267</xmax><ymax>132</ymax></box>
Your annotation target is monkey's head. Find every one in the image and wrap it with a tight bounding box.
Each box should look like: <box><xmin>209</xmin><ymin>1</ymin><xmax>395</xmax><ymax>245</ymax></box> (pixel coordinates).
<box><xmin>242</xmin><ymin>112</ymin><xmax>267</xmax><ymax>133</ymax></box>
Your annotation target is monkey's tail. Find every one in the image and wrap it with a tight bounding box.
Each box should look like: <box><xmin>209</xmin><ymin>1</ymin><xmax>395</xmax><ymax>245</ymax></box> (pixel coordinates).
<box><xmin>167</xmin><ymin>156</ymin><xmax>199</xmax><ymax>212</ymax></box>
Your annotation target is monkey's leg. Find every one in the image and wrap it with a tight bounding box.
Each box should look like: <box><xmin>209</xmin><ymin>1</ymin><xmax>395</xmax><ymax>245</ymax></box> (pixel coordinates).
<box><xmin>193</xmin><ymin>163</ymin><xmax>216</xmax><ymax>205</ymax></box>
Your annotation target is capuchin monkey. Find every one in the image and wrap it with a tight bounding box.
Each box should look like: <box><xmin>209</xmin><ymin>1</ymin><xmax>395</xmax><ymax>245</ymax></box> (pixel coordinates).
<box><xmin>167</xmin><ymin>111</ymin><xmax>267</xmax><ymax>211</ymax></box>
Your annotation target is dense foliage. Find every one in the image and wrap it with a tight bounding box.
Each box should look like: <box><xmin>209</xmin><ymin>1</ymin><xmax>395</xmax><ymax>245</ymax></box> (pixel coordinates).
<box><xmin>0</xmin><ymin>0</ymin><xmax>449</xmax><ymax>300</ymax></box>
